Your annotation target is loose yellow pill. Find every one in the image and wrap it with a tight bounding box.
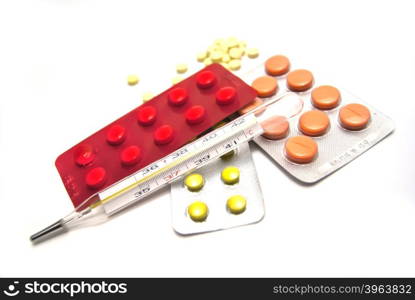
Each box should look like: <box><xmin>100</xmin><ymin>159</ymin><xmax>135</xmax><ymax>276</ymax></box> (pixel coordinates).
<box><xmin>247</xmin><ymin>48</ymin><xmax>259</xmax><ymax>58</ymax></box>
<box><xmin>171</xmin><ymin>76</ymin><xmax>183</xmax><ymax>85</ymax></box>
<box><xmin>227</xmin><ymin>195</ymin><xmax>247</xmax><ymax>214</ymax></box>
<box><xmin>228</xmin><ymin>59</ymin><xmax>241</xmax><ymax>71</ymax></box>
<box><xmin>221</xmin><ymin>166</ymin><xmax>240</xmax><ymax>185</ymax></box>
<box><xmin>222</xmin><ymin>54</ymin><xmax>231</xmax><ymax>63</ymax></box>
<box><xmin>184</xmin><ymin>173</ymin><xmax>204</xmax><ymax>192</ymax></box>
<box><xmin>227</xmin><ymin>37</ymin><xmax>239</xmax><ymax>48</ymax></box>
<box><xmin>220</xmin><ymin>150</ymin><xmax>235</xmax><ymax>160</ymax></box>
<box><xmin>142</xmin><ymin>92</ymin><xmax>153</xmax><ymax>102</ymax></box>
<box><xmin>211</xmin><ymin>51</ymin><xmax>223</xmax><ymax>62</ymax></box>
<box><xmin>127</xmin><ymin>75</ymin><xmax>139</xmax><ymax>86</ymax></box>
<box><xmin>176</xmin><ymin>64</ymin><xmax>188</xmax><ymax>74</ymax></box>
<box><xmin>197</xmin><ymin>51</ymin><xmax>208</xmax><ymax>62</ymax></box>
<box><xmin>187</xmin><ymin>201</ymin><xmax>208</xmax><ymax>222</ymax></box>
<box><xmin>203</xmin><ymin>58</ymin><xmax>212</xmax><ymax>66</ymax></box>
<box><xmin>229</xmin><ymin>47</ymin><xmax>243</xmax><ymax>59</ymax></box>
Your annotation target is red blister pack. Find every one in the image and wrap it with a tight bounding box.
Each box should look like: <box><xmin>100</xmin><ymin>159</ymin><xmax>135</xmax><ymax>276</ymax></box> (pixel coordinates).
<box><xmin>55</xmin><ymin>64</ymin><xmax>257</xmax><ymax>209</ymax></box>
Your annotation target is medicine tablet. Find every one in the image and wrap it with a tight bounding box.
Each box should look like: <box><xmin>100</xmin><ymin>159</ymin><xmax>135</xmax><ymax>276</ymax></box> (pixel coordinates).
<box><xmin>106</xmin><ymin>124</ymin><xmax>126</xmax><ymax>145</ymax></box>
<box><xmin>222</xmin><ymin>54</ymin><xmax>231</xmax><ymax>63</ymax></box>
<box><xmin>311</xmin><ymin>85</ymin><xmax>341</xmax><ymax>109</ymax></box>
<box><xmin>185</xmin><ymin>105</ymin><xmax>206</xmax><ymax>125</ymax></box>
<box><xmin>127</xmin><ymin>75</ymin><xmax>139</xmax><ymax>86</ymax></box>
<box><xmin>287</xmin><ymin>69</ymin><xmax>314</xmax><ymax>92</ymax></box>
<box><xmin>142</xmin><ymin>92</ymin><xmax>154</xmax><ymax>103</ymax></box>
<box><xmin>221</xmin><ymin>166</ymin><xmax>240</xmax><ymax>185</ymax></box>
<box><xmin>168</xmin><ymin>87</ymin><xmax>188</xmax><ymax>106</ymax></box>
<box><xmin>176</xmin><ymin>64</ymin><xmax>188</xmax><ymax>74</ymax></box>
<box><xmin>260</xmin><ymin>115</ymin><xmax>289</xmax><ymax>140</ymax></box>
<box><xmin>120</xmin><ymin>145</ymin><xmax>142</xmax><ymax>166</ymax></box>
<box><xmin>251</xmin><ymin>76</ymin><xmax>278</xmax><ymax>97</ymax></box>
<box><xmin>196</xmin><ymin>70</ymin><xmax>217</xmax><ymax>89</ymax></box>
<box><xmin>211</xmin><ymin>51</ymin><xmax>223</xmax><ymax>62</ymax></box>
<box><xmin>265</xmin><ymin>55</ymin><xmax>290</xmax><ymax>76</ymax></box>
<box><xmin>187</xmin><ymin>201</ymin><xmax>208</xmax><ymax>222</ymax></box>
<box><xmin>227</xmin><ymin>37</ymin><xmax>239</xmax><ymax>48</ymax></box>
<box><xmin>228</xmin><ymin>59</ymin><xmax>241</xmax><ymax>71</ymax></box>
<box><xmin>85</xmin><ymin>167</ymin><xmax>107</xmax><ymax>188</ymax></box>
<box><xmin>203</xmin><ymin>58</ymin><xmax>212</xmax><ymax>66</ymax></box>
<box><xmin>74</xmin><ymin>144</ymin><xmax>95</xmax><ymax>166</ymax></box>
<box><xmin>227</xmin><ymin>195</ymin><xmax>247</xmax><ymax>214</ymax></box>
<box><xmin>137</xmin><ymin>105</ymin><xmax>157</xmax><ymax>126</ymax></box>
<box><xmin>197</xmin><ymin>51</ymin><xmax>208</xmax><ymax>62</ymax></box>
<box><xmin>238</xmin><ymin>98</ymin><xmax>265</xmax><ymax>116</ymax></box>
<box><xmin>285</xmin><ymin>136</ymin><xmax>318</xmax><ymax>164</ymax></box>
<box><xmin>247</xmin><ymin>48</ymin><xmax>259</xmax><ymax>58</ymax></box>
<box><xmin>216</xmin><ymin>86</ymin><xmax>236</xmax><ymax>105</ymax></box>
<box><xmin>154</xmin><ymin>124</ymin><xmax>174</xmax><ymax>145</ymax></box>
<box><xmin>299</xmin><ymin>110</ymin><xmax>330</xmax><ymax>136</ymax></box>
<box><xmin>229</xmin><ymin>47</ymin><xmax>243</xmax><ymax>59</ymax></box>
<box><xmin>339</xmin><ymin>103</ymin><xmax>371</xmax><ymax>130</ymax></box>
<box><xmin>184</xmin><ymin>173</ymin><xmax>204</xmax><ymax>192</ymax></box>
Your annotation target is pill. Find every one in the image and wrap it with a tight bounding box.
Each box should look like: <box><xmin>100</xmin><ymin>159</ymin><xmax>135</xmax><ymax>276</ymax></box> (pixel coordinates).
<box><xmin>142</xmin><ymin>92</ymin><xmax>154</xmax><ymax>103</ymax></box>
<box><xmin>265</xmin><ymin>55</ymin><xmax>290</xmax><ymax>76</ymax></box>
<box><xmin>106</xmin><ymin>124</ymin><xmax>126</xmax><ymax>145</ymax></box>
<box><xmin>339</xmin><ymin>103</ymin><xmax>371</xmax><ymax>130</ymax></box>
<box><xmin>251</xmin><ymin>76</ymin><xmax>278</xmax><ymax>97</ymax></box>
<box><xmin>260</xmin><ymin>116</ymin><xmax>290</xmax><ymax>140</ymax></box>
<box><xmin>246</xmin><ymin>48</ymin><xmax>259</xmax><ymax>58</ymax></box>
<box><xmin>220</xmin><ymin>62</ymin><xmax>229</xmax><ymax>70</ymax></box>
<box><xmin>196</xmin><ymin>70</ymin><xmax>217</xmax><ymax>89</ymax></box>
<box><xmin>220</xmin><ymin>150</ymin><xmax>235</xmax><ymax>160</ymax></box>
<box><xmin>168</xmin><ymin>87</ymin><xmax>188</xmax><ymax>106</ymax></box>
<box><xmin>85</xmin><ymin>167</ymin><xmax>107</xmax><ymax>188</ymax></box>
<box><xmin>299</xmin><ymin>110</ymin><xmax>330</xmax><ymax>136</ymax></box>
<box><xmin>197</xmin><ymin>51</ymin><xmax>208</xmax><ymax>62</ymax></box>
<box><xmin>176</xmin><ymin>64</ymin><xmax>188</xmax><ymax>74</ymax></box>
<box><xmin>120</xmin><ymin>145</ymin><xmax>142</xmax><ymax>166</ymax></box>
<box><xmin>203</xmin><ymin>58</ymin><xmax>212</xmax><ymax>66</ymax></box>
<box><xmin>211</xmin><ymin>51</ymin><xmax>223</xmax><ymax>62</ymax></box>
<box><xmin>287</xmin><ymin>69</ymin><xmax>314</xmax><ymax>92</ymax></box>
<box><xmin>311</xmin><ymin>85</ymin><xmax>341</xmax><ymax>109</ymax></box>
<box><xmin>221</xmin><ymin>166</ymin><xmax>240</xmax><ymax>185</ymax></box>
<box><xmin>137</xmin><ymin>105</ymin><xmax>157</xmax><ymax>126</ymax></box>
<box><xmin>227</xmin><ymin>195</ymin><xmax>247</xmax><ymax>214</ymax></box>
<box><xmin>185</xmin><ymin>105</ymin><xmax>206</xmax><ymax>125</ymax></box>
<box><xmin>238</xmin><ymin>98</ymin><xmax>266</xmax><ymax>116</ymax></box>
<box><xmin>184</xmin><ymin>173</ymin><xmax>204</xmax><ymax>192</ymax></box>
<box><xmin>222</xmin><ymin>54</ymin><xmax>231</xmax><ymax>63</ymax></box>
<box><xmin>171</xmin><ymin>76</ymin><xmax>183</xmax><ymax>85</ymax></box>
<box><xmin>228</xmin><ymin>59</ymin><xmax>241</xmax><ymax>71</ymax></box>
<box><xmin>229</xmin><ymin>47</ymin><xmax>243</xmax><ymax>59</ymax></box>
<box><xmin>187</xmin><ymin>201</ymin><xmax>208</xmax><ymax>222</ymax></box>
<box><xmin>74</xmin><ymin>144</ymin><xmax>95</xmax><ymax>166</ymax></box>
<box><xmin>127</xmin><ymin>75</ymin><xmax>139</xmax><ymax>86</ymax></box>
<box><xmin>216</xmin><ymin>86</ymin><xmax>237</xmax><ymax>105</ymax></box>
<box><xmin>153</xmin><ymin>124</ymin><xmax>174</xmax><ymax>145</ymax></box>
<box><xmin>227</xmin><ymin>37</ymin><xmax>239</xmax><ymax>48</ymax></box>
<box><xmin>285</xmin><ymin>136</ymin><xmax>318</xmax><ymax>164</ymax></box>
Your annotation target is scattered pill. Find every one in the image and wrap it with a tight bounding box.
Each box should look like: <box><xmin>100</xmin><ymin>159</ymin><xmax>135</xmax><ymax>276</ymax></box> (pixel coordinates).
<box><xmin>85</xmin><ymin>167</ymin><xmax>107</xmax><ymax>188</ymax></box>
<box><xmin>311</xmin><ymin>85</ymin><xmax>341</xmax><ymax>109</ymax></box>
<box><xmin>227</xmin><ymin>37</ymin><xmax>239</xmax><ymax>48</ymax></box>
<box><xmin>188</xmin><ymin>201</ymin><xmax>208</xmax><ymax>222</ymax></box>
<box><xmin>222</xmin><ymin>54</ymin><xmax>231</xmax><ymax>63</ymax></box>
<box><xmin>142</xmin><ymin>92</ymin><xmax>154</xmax><ymax>103</ymax></box>
<box><xmin>229</xmin><ymin>47</ymin><xmax>243</xmax><ymax>59</ymax></box>
<box><xmin>247</xmin><ymin>48</ymin><xmax>259</xmax><ymax>58</ymax></box>
<box><xmin>228</xmin><ymin>59</ymin><xmax>241</xmax><ymax>71</ymax></box>
<box><xmin>127</xmin><ymin>75</ymin><xmax>139</xmax><ymax>86</ymax></box>
<box><xmin>285</xmin><ymin>136</ymin><xmax>318</xmax><ymax>164</ymax></box>
<box><xmin>171</xmin><ymin>76</ymin><xmax>183</xmax><ymax>85</ymax></box>
<box><xmin>203</xmin><ymin>58</ymin><xmax>212</xmax><ymax>66</ymax></box>
<box><xmin>176</xmin><ymin>64</ymin><xmax>188</xmax><ymax>74</ymax></box>
<box><xmin>299</xmin><ymin>110</ymin><xmax>330</xmax><ymax>136</ymax></box>
<box><xmin>238</xmin><ymin>98</ymin><xmax>266</xmax><ymax>116</ymax></box>
<box><xmin>211</xmin><ymin>51</ymin><xmax>223</xmax><ymax>62</ymax></box>
<box><xmin>184</xmin><ymin>173</ymin><xmax>205</xmax><ymax>192</ymax></box>
<box><xmin>106</xmin><ymin>124</ymin><xmax>126</xmax><ymax>145</ymax></box>
<box><xmin>120</xmin><ymin>145</ymin><xmax>142</xmax><ymax>166</ymax></box>
<box><xmin>197</xmin><ymin>51</ymin><xmax>208</xmax><ymax>62</ymax></box>
<box><xmin>251</xmin><ymin>76</ymin><xmax>278</xmax><ymax>97</ymax></box>
<box><xmin>260</xmin><ymin>115</ymin><xmax>290</xmax><ymax>140</ymax></box>
<box><xmin>287</xmin><ymin>69</ymin><xmax>314</xmax><ymax>92</ymax></box>
<box><xmin>227</xmin><ymin>195</ymin><xmax>247</xmax><ymax>214</ymax></box>
<box><xmin>339</xmin><ymin>103</ymin><xmax>371</xmax><ymax>130</ymax></box>
<box><xmin>153</xmin><ymin>124</ymin><xmax>174</xmax><ymax>145</ymax></box>
<box><xmin>265</xmin><ymin>55</ymin><xmax>290</xmax><ymax>76</ymax></box>
<box><xmin>221</xmin><ymin>166</ymin><xmax>240</xmax><ymax>185</ymax></box>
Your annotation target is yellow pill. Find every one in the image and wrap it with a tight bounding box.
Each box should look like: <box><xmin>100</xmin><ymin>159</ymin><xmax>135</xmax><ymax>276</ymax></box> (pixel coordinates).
<box><xmin>184</xmin><ymin>173</ymin><xmax>204</xmax><ymax>192</ymax></box>
<box><xmin>247</xmin><ymin>48</ymin><xmax>259</xmax><ymax>58</ymax></box>
<box><xmin>220</xmin><ymin>150</ymin><xmax>235</xmax><ymax>160</ymax></box>
<box><xmin>127</xmin><ymin>75</ymin><xmax>139</xmax><ymax>86</ymax></box>
<box><xmin>211</xmin><ymin>51</ymin><xmax>223</xmax><ymax>62</ymax></box>
<box><xmin>171</xmin><ymin>76</ymin><xmax>183</xmax><ymax>85</ymax></box>
<box><xmin>221</xmin><ymin>166</ymin><xmax>240</xmax><ymax>185</ymax></box>
<box><xmin>220</xmin><ymin>62</ymin><xmax>229</xmax><ymax>70</ymax></box>
<box><xmin>142</xmin><ymin>92</ymin><xmax>153</xmax><ymax>102</ymax></box>
<box><xmin>203</xmin><ymin>58</ymin><xmax>212</xmax><ymax>66</ymax></box>
<box><xmin>187</xmin><ymin>201</ymin><xmax>208</xmax><ymax>222</ymax></box>
<box><xmin>197</xmin><ymin>51</ymin><xmax>208</xmax><ymax>62</ymax></box>
<box><xmin>176</xmin><ymin>64</ymin><xmax>188</xmax><ymax>74</ymax></box>
<box><xmin>227</xmin><ymin>37</ymin><xmax>239</xmax><ymax>48</ymax></box>
<box><xmin>227</xmin><ymin>195</ymin><xmax>247</xmax><ymax>214</ymax></box>
<box><xmin>229</xmin><ymin>47</ymin><xmax>243</xmax><ymax>59</ymax></box>
<box><xmin>228</xmin><ymin>59</ymin><xmax>241</xmax><ymax>71</ymax></box>
<box><xmin>222</xmin><ymin>54</ymin><xmax>231</xmax><ymax>63</ymax></box>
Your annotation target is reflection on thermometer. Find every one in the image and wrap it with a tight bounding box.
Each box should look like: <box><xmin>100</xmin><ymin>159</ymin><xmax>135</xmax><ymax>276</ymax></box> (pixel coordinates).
<box><xmin>30</xmin><ymin>92</ymin><xmax>303</xmax><ymax>243</ymax></box>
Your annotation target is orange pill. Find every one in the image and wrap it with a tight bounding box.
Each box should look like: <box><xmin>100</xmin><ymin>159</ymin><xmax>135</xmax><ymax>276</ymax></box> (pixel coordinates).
<box><xmin>260</xmin><ymin>116</ymin><xmax>289</xmax><ymax>140</ymax></box>
<box><xmin>311</xmin><ymin>85</ymin><xmax>341</xmax><ymax>109</ymax></box>
<box><xmin>287</xmin><ymin>69</ymin><xmax>314</xmax><ymax>92</ymax></box>
<box><xmin>339</xmin><ymin>103</ymin><xmax>371</xmax><ymax>130</ymax></box>
<box><xmin>238</xmin><ymin>98</ymin><xmax>265</xmax><ymax>116</ymax></box>
<box><xmin>299</xmin><ymin>110</ymin><xmax>330</xmax><ymax>136</ymax></box>
<box><xmin>251</xmin><ymin>76</ymin><xmax>278</xmax><ymax>98</ymax></box>
<box><xmin>285</xmin><ymin>135</ymin><xmax>318</xmax><ymax>164</ymax></box>
<box><xmin>265</xmin><ymin>55</ymin><xmax>290</xmax><ymax>76</ymax></box>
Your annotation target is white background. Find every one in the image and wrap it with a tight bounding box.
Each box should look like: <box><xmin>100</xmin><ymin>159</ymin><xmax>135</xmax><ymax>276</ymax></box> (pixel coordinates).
<box><xmin>0</xmin><ymin>0</ymin><xmax>414</xmax><ymax>277</ymax></box>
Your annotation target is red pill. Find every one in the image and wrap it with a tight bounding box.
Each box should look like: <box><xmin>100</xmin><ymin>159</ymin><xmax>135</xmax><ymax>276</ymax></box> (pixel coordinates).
<box><xmin>85</xmin><ymin>167</ymin><xmax>107</xmax><ymax>189</ymax></box>
<box><xmin>154</xmin><ymin>125</ymin><xmax>174</xmax><ymax>145</ymax></box>
<box><xmin>168</xmin><ymin>87</ymin><xmax>188</xmax><ymax>106</ymax></box>
<box><xmin>185</xmin><ymin>105</ymin><xmax>206</xmax><ymax>125</ymax></box>
<box><xmin>196</xmin><ymin>70</ymin><xmax>216</xmax><ymax>89</ymax></box>
<box><xmin>216</xmin><ymin>86</ymin><xmax>236</xmax><ymax>105</ymax></box>
<box><xmin>74</xmin><ymin>144</ymin><xmax>95</xmax><ymax>166</ymax></box>
<box><xmin>120</xmin><ymin>145</ymin><xmax>142</xmax><ymax>166</ymax></box>
<box><xmin>106</xmin><ymin>124</ymin><xmax>126</xmax><ymax>145</ymax></box>
<box><xmin>137</xmin><ymin>106</ymin><xmax>157</xmax><ymax>126</ymax></box>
